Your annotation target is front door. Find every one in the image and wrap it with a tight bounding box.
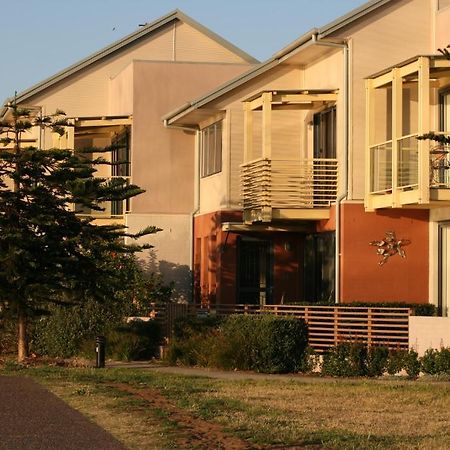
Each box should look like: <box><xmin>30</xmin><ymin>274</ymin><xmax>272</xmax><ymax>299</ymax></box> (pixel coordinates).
<box><xmin>237</xmin><ymin>237</ymin><xmax>273</xmax><ymax>305</ymax></box>
<box><xmin>438</xmin><ymin>223</ymin><xmax>450</xmax><ymax>316</ymax></box>
<box><xmin>313</xmin><ymin>107</ymin><xmax>336</xmax><ymax>159</ymax></box>
<box><xmin>304</xmin><ymin>232</ymin><xmax>335</xmax><ymax>302</ymax></box>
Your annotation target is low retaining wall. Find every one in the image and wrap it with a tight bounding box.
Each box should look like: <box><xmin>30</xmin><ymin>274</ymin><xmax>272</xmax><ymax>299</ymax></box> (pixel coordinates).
<box><xmin>409</xmin><ymin>316</ymin><xmax>450</xmax><ymax>355</ymax></box>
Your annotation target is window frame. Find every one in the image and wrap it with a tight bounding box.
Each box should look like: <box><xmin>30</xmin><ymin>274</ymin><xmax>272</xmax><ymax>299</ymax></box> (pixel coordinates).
<box><xmin>200</xmin><ymin>120</ymin><xmax>223</xmax><ymax>178</ymax></box>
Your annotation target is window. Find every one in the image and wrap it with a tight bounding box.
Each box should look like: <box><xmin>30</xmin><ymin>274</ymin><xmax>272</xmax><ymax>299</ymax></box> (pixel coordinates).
<box><xmin>111</xmin><ymin>129</ymin><xmax>131</xmax><ymax>215</ymax></box>
<box><xmin>313</xmin><ymin>107</ymin><xmax>336</xmax><ymax>159</ymax></box>
<box><xmin>201</xmin><ymin>121</ymin><xmax>222</xmax><ymax>177</ymax></box>
<box><xmin>438</xmin><ymin>0</ymin><xmax>450</xmax><ymax>10</ymax></box>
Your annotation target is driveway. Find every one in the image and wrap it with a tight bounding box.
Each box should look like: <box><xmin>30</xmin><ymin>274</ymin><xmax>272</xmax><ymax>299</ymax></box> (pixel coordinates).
<box><xmin>0</xmin><ymin>376</ymin><xmax>125</xmax><ymax>450</ymax></box>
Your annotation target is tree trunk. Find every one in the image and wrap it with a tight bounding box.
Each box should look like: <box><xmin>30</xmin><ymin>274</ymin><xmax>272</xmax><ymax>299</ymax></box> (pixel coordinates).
<box><xmin>17</xmin><ymin>310</ymin><xmax>28</xmax><ymax>362</ymax></box>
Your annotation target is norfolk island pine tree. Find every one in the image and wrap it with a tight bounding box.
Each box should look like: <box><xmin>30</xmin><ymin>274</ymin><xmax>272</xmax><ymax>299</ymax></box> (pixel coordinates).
<box><xmin>0</xmin><ymin>99</ymin><xmax>159</xmax><ymax>361</ymax></box>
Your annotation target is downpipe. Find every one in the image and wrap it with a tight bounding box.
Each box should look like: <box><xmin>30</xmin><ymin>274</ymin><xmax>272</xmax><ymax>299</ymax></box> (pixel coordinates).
<box><xmin>311</xmin><ymin>34</ymin><xmax>349</xmax><ymax>304</ymax></box>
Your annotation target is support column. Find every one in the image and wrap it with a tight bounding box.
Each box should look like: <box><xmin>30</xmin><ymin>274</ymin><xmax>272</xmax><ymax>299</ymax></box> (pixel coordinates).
<box><xmin>262</xmin><ymin>92</ymin><xmax>272</xmax><ymax>159</ymax></box>
<box><xmin>418</xmin><ymin>56</ymin><xmax>430</xmax><ymax>204</ymax></box>
<box><xmin>392</xmin><ymin>67</ymin><xmax>402</xmax><ymax>207</ymax></box>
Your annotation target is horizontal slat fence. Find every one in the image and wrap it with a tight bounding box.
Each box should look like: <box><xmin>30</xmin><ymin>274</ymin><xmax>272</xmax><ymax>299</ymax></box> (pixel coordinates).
<box><xmin>153</xmin><ymin>304</ymin><xmax>411</xmax><ymax>351</ymax></box>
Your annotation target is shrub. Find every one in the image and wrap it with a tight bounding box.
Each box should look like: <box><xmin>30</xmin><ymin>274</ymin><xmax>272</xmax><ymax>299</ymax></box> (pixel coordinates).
<box><xmin>166</xmin><ymin>315</ymin><xmax>223</xmax><ymax>366</ymax></box>
<box><xmin>218</xmin><ymin>315</ymin><xmax>309</xmax><ymax>373</ymax></box>
<box><xmin>367</xmin><ymin>346</ymin><xmax>390</xmax><ymax>377</ymax></box>
<box><xmin>403</xmin><ymin>349</ymin><xmax>421</xmax><ymax>378</ymax></box>
<box><xmin>386</xmin><ymin>349</ymin><xmax>407</xmax><ymax>375</ymax></box>
<box><xmin>321</xmin><ymin>342</ymin><xmax>369</xmax><ymax>377</ymax></box>
<box><xmin>106</xmin><ymin>320</ymin><xmax>162</xmax><ymax>361</ymax></box>
<box><xmin>421</xmin><ymin>347</ymin><xmax>450</xmax><ymax>375</ymax></box>
<box><xmin>166</xmin><ymin>314</ymin><xmax>309</xmax><ymax>374</ymax></box>
<box><xmin>31</xmin><ymin>299</ymin><xmax>128</xmax><ymax>358</ymax></box>
<box><xmin>172</xmin><ymin>315</ymin><xmax>223</xmax><ymax>340</ymax></box>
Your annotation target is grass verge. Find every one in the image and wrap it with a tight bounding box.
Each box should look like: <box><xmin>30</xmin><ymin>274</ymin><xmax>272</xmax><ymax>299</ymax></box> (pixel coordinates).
<box><xmin>1</xmin><ymin>364</ymin><xmax>450</xmax><ymax>449</ymax></box>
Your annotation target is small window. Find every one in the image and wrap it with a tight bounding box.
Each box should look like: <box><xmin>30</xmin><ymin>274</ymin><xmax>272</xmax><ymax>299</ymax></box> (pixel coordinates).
<box><xmin>201</xmin><ymin>121</ymin><xmax>222</xmax><ymax>177</ymax></box>
<box><xmin>438</xmin><ymin>0</ymin><xmax>450</xmax><ymax>10</ymax></box>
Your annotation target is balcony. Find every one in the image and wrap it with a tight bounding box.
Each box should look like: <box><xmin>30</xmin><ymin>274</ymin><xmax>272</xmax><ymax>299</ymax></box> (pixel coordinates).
<box><xmin>241</xmin><ymin>157</ymin><xmax>338</xmax><ymax>222</ymax></box>
<box><xmin>241</xmin><ymin>89</ymin><xmax>339</xmax><ymax>223</ymax></box>
<box><xmin>366</xmin><ymin>55</ymin><xmax>450</xmax><ymax>210</ymax></box>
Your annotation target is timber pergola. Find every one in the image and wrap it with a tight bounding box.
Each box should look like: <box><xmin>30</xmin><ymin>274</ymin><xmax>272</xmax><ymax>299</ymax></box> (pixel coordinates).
<box><xmin>241</xmin><ymin>89</ymin><xmax>339</xmax><ymax>223</ymax></box>
<box><xmin>365</xmin><ymin>55</ymin><xmax>450</xmax><ymax>211</ymax></box>
<box><xmin>243</xmin><ymin>89</ymin><xmax>338</xmax><ymax>163</ymax></box>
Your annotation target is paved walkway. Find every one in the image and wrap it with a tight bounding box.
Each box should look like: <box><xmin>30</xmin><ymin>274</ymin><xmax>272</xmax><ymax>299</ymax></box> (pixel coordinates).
<box><xmin>0</xmin><ymin>376</ymin><xmax>125</xmax><ymax>450</ymax></box>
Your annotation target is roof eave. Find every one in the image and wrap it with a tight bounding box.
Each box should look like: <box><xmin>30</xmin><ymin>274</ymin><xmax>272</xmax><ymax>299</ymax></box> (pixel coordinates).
<box><xmin>3</xmin><ymin>9</ymin><xmax>258</xmax><ymax>108</ymax></box>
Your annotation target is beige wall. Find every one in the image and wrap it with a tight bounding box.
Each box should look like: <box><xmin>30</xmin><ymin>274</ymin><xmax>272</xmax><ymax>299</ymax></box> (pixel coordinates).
<box><xmin>330</xmin><ymin>0</ymin><xmax>433</xmax><ymax>200</ymax></box>
<box><xmin>436</xmin><ymin>4</ymin><xmax>450</xmax><ymax>49</ymax></box>
<box><xmin>22</xmin><ymin>20</ymin><xmax>253</xmax><ymax>118</ymax></box>
<box><xmin>130</xmin><ymin>61</ymin><xmax>252</xmax><ymax>215</ymax></box>
<box><xmin>110</xmin><ymin>63</ymin><xmax>134</xmax><ymax>115</ymax></box>
<box><xmin>125</xmin><ymin>213</ymin><xmax>192</xmax><ymax>301</ymax></box>
<box><xmin>199</xmin><ymin>65</ymin><xmax>307</xmax><ymax>214</ymax></box>
<box><xmin>409</xmin><ymin>316</ymin><xmax>450</xmax><ymax>355</ymax></box>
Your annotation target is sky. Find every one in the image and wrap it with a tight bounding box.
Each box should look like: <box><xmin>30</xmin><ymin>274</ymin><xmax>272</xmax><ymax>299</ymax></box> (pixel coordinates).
<box><xmin>0</xmin><ymin>0</ymin><xmax>368</xmax><ymax>103</ymax></box>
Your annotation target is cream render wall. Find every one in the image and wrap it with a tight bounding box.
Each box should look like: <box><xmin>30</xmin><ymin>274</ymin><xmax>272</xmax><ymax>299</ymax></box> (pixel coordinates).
<box><xmin>125</xmin><ymin>213</ymin><xmax>193</xmax><ymax>300</ymax></box>
<box><xmin>328</xmin><ymin>0</ymin><xmax>432</xmax><ymax>200</ymax></box>
<box><xmin>199</xmin><ymin>66</ymin><xmax>306</xmax><ymax>214</ymax></box>
<box><xmin>409</xmin><ymin>316</ymin><xmax>450</xmax><ymax>355</ymax></box>
<box><xmin>435</xmin><ymin>5</ymin><xmax>450</xmax><ymax>49</ymax></box>
<box><xmin>130</xmin><ymin>60</ymin><xmax>252</xmax><ymax>215</ymax></box>
<box><xmin>25</xmin><ymin>20</ymin><xmax>252</xmax><ymax>118</ymax></box>
<box><xmin>109</xmin><ymin>63</ymin><xmax>134</xmax><ymax>116</ymax></box>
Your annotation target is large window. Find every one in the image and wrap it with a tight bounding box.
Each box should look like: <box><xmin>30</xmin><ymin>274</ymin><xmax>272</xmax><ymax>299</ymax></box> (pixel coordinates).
<box><xmin>111</xmin><ymin>129</ymin><xmax>131</xmax><ymax>215</ymax></box>
<box><xmin>201</xmin><ymin>121</ymin><xmax>222</xmax><ymax>177</ymax></box>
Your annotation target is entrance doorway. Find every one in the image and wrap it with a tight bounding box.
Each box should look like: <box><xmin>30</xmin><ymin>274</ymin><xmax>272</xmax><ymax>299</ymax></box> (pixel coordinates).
<box><xmin>304</xmin><ymin>232</ymin><xmax>335</xmax><ymax>302</ymax></box>
<box><xmin>237</xmin><ymin>237</ymin><xmax>273</xmax><ymax>305</ymax></box>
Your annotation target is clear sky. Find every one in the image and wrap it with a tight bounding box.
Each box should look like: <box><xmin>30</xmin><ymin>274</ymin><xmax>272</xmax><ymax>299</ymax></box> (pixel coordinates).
<box><xmin>1</xmin><ymin>0</ymin><xmax>368</xmax><ymax>103</ymax></box>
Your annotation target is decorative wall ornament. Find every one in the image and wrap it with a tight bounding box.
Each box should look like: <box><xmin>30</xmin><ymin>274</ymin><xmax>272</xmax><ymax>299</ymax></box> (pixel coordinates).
<box><xmin>369</xmin><ymin>231</ymin><xmax>411</xmax><ymax>266</ymax></box>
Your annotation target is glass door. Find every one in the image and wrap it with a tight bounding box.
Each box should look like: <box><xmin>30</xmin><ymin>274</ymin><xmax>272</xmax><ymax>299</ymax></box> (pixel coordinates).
<box><xmin>438</xmin><ymin>223</ymin><xmax>450</xmax><ymax>316</ymax></box>
<box><xmin>237</xmin><ymin>237</ymin><xmax>273</xmax><ymax>305</ymax></box>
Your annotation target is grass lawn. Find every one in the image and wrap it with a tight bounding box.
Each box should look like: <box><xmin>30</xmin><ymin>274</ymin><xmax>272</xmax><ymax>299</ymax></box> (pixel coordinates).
<box><xmin>1</xmin><ymin>363</ymin><xmax>450</xmax><ymax>449</ymax></box>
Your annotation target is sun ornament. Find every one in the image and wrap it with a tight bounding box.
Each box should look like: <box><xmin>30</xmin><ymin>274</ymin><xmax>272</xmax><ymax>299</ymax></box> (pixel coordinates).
<box><xmin>369</xmin><ymin>231</ymin><xmax>411</xmax><ymax>266</ymax></box>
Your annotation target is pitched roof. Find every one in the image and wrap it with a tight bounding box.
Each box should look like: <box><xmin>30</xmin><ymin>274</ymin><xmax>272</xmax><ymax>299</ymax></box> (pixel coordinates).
<box><xmin>163</xmin><ymin>0</ymin><xmax>394</xmax><ymax>126</ymax></box>
<box><xmin>2</xmin><ymin>9</ymin><xmax>258</xmax><ymax>112</ymax></box>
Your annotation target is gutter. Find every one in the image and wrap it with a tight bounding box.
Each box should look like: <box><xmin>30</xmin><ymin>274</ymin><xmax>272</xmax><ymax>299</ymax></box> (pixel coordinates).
<box><xmin>311</xmin><ymin>33</ymin><xmax>349</xmax><ymax>304</ymax></box>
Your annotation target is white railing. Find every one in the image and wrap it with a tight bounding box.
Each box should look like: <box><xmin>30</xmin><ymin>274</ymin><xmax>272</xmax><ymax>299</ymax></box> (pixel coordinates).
<box><xmin>370</xmin><ymin>140</ymin><xmax>392</xmax><ymax>193</ymax></box>
<box><xmin>241</xmin><ymin>158</ymin><xmax>338</xmax><ymax>210</ymax></box>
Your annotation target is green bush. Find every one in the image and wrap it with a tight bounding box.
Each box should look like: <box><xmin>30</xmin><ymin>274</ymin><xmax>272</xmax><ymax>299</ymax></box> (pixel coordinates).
<box><xmin>31</xmin><ymin>299</ymin><xmax>128</xmax><ymax>358</ymax></box>
<box><xmin>403</xmin><ymin>349</ymin><xmax>421</xmax><ymax>378</ymax></box>
<box><xmin>0</xmin><ymin>317</ymin><xmax>17</xmax><ymax>355</ymax></box>
<box><xmin>167</xmin><ymin>314</ymin><xmax>309</xmax><ymax>374</ymax></box>
<box><xmin>172</xmin><ymin>315</ymin><xmax>223</xmax><ymax>340</ymax></box>
<box><xmin>320</xmin><ymin>344</ymin><xmax>422</xmax><ymax>378</ymax></box>
<box><xmin>321</xmin><ymin>342</ymin><xmax>369</xmax><ymax>377</ymax></box>
<box><xmin>386</xmin><ymin>349</ymin><xmax>408</xmax><ymax>375</ymax></box>
<box><xmin>105</xmin><ymin>320</ymin><xmax>162</xmax><ymax>361</ymax></box>
<box><xmin>421</xmin><ymin>347</ymin><xmax>450</xmax><ymax>375</ymax></box>
<box><xmin>367</xmin><ymin>346</ymin><xmax>390</xmax><ymax>377</ymax></box>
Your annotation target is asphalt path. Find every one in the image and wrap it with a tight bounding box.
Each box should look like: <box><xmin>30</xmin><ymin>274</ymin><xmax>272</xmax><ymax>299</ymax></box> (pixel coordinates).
<box><xmin>0</xmin><ymin>376</ymin><xmax>126</xmax><ymax>450</ymax></box>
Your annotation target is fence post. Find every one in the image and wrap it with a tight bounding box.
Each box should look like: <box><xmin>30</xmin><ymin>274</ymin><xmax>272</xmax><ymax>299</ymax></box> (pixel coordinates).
<box><xmin>333</xmin><ymin>307</ymin><xmax>339</xmax><ymax>346</ymax></box>
<box><xmin>367</xmin><ymin>308</ymin><xmax>373</xmax><ymax>348</ymax></box>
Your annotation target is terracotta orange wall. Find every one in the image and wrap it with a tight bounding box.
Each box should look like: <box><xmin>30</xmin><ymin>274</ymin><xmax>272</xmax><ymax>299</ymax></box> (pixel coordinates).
<box><xmin>273</xmin><ymin>236</ymin><xmax>303</xmax><ymax>303</ymax></box>
<box><xmin>193</xmin><ymin>211</ymin><xmax>242</xmax><ymax>305</ymax></box>
<box><xmin>193</xmin><ymin>210</ymin><xmax>305</xmax><ymax>305</ymax></box>
<box><xmin>341</xmin><ymin>203</ymin><xmax>429</xmax><ymax>304</ymax></box>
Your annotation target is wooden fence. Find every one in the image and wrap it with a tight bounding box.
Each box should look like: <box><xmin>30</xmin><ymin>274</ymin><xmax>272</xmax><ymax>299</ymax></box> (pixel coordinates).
<box><xmin>153</xmin><ymin>303</ymin><xmax>412</xmax><ymax>351</ymax></box>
